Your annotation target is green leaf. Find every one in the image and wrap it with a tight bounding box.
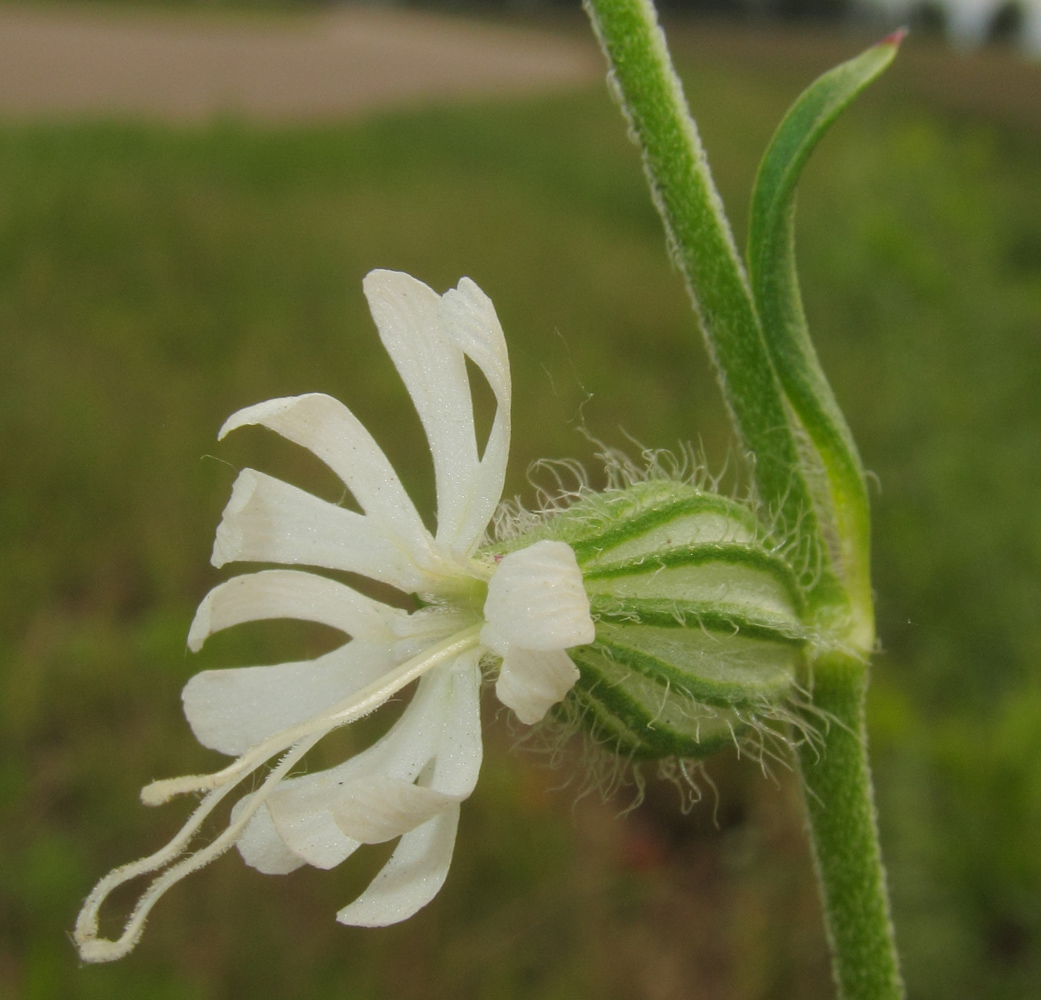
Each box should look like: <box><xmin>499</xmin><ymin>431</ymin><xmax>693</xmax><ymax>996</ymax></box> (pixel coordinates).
<box><xmin>747</xmin><ymin>31</ymin><xmax>904</xmax><ymax>648</ymax></box>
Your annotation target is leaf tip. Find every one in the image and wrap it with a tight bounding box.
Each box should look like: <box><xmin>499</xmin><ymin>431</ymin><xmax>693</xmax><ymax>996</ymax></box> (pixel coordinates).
<box><xmin>881</xmin><ymin>26</ymin><xmax>909</xmax><ymax>48</ymax></box>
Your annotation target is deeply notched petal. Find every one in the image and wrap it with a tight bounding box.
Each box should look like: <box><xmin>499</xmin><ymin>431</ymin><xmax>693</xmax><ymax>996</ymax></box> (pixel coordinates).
<box><xmin>364</xmin><ymin>270</ymin><xmax>512</xmax><ymax>556</ymax></box>
<box><xmin>183</xmin><ymin>639</ymin><xmax>398</xmax><ymax>757</ymax></box>
<box><xmin>364</xmin><ymin>270</ymin><xmax>479</xmax><ymax>551</ymax></box>
<box><xmin>212</xmin><ymin>469</ymin><xmax>432</xmax><ymax>592</ymax></box>
<box><xmin>188</xmin><ymin>569</ymin><xmax>404</xmax><ymax>652</ymax></box>
<box><xmin>438</xmin><ymin>277</ymin><xmax>512</xmax><ymax>554</ymax></box>
<box><xmin>219</xmin><ymin>393</ymin><xmax>432</xmax><ymax>552</ymax></box>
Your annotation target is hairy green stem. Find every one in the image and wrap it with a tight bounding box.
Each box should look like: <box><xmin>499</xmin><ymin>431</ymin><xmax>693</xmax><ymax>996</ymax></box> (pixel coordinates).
<box><xmin>581</xmin><ymin>0</ymin><xmax>841</xmax><ymax>612</ymax></box>
<box><xmin>798</xmin><ymin>652</ymin><xmax>904</xmax><ymax>1000</ymax></box>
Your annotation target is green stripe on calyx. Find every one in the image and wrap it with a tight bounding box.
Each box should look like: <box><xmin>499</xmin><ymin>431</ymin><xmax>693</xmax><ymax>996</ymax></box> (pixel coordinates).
<box><xmin>594</xmin><ymin>622</ymin><xmax>799</xmax><ymax>705</ymax></box>
<box><xmin>570</xmin><ymin>493</ymin><xmax>758</xmax><ymax>566</ymax></box>
<box><xmin>582</xmin><ymin>543</ymin><xmax>802</xmax><ymax>621</ymax></box>
<box><xmin>567</xmin><ymin>658</ymin><xmax>739</xmax><ymax>760</ymax></box>
<box><xmin>589</xmin><ymin>597</ymin><xmax>808</xmax><ymax>645</ymax></box>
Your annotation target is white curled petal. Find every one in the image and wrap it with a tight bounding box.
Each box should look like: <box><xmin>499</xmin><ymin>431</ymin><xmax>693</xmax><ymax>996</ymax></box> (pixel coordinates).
<box><xmin>218</xmin><ymin>393</ymin><xmax>430</xmax><ymax>548</ymax></box>
<box><xmin>212</xmin><ymin>469</ymin><xmax>430</xmax><ymax>592</ymax></box>
<box><xmin>231</xmin><ymin>797</ymin><xmax>306</xmax><ymax>875</ymax></box>
<box><xmin>187</xmin><ymin>569</ymin><xmax>405</xmax><ymax>652</ymax></box>
<box><xmin>335</xmin><ymin>804</ymin><xmax>460</xmax><ymax>927</ymax></box>
<box><xmin>495</xmin><ymin>647</ymin><xmax>580</xmax><ymax>725</ymax></box>
<box><xmin>362</xmin><ymin>270</ymin><xmax>480</xmax><ymax>551</ymax></box>
<box><xmin>265</xmin><ymin>663</ymin><xmax>454</xmax><ymax>869</ymax></box>
<box><xmin>331</xmin><ymin>778</ymin><xmax>462</xmax><ymax>844</ymax></box>
<box><xmin>481</xmin><ymin>540</ymin><xmax>594</xmax><ymax>655</ymax></box>
<box><xmin>438</xmin><ymin>277</ymin><xmax>512</xmax><ymax>554</ymax></box>
<box><xmin>182</xmin><ymin>638</ymin><xmax>397</xmax><ymax>757</ymax></box>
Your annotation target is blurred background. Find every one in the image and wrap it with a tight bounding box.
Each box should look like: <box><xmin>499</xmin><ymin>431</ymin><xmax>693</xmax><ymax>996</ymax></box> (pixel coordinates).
<box><xmin>1</xmin><ymin>2</ymin><xmax>1039</xmax><ymax>998</ymax></box>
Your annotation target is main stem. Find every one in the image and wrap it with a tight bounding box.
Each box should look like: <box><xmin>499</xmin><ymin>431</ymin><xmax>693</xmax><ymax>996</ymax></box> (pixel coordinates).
<box><xmin>797</xmin><ymin>652</ymin><xmax>903</xmax><ymax>1000</ymax></box>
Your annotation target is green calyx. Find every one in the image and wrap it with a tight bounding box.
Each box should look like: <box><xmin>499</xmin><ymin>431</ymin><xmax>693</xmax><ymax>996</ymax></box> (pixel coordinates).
<box><xmin>510</xmin><ymin>480</ymin><xmax>827</xmax><ymax>760</ymax></box>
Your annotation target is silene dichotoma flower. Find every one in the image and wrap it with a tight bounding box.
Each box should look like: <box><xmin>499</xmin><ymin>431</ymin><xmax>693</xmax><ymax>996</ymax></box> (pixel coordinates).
<box><xmin>74</xmin><ymin>270</ymin><xmax>595</xmax><ymax>963</ymax></box>
<box><xmin>75</xmin><ymin>269</ymin><xmax>825</xmax><ymax>964</ymax></box>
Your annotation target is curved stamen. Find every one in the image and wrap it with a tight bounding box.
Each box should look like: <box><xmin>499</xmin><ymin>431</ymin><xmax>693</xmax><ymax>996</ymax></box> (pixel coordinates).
<box><xmin>74</xmin><ymin>626</ymin><xmax>483</xmax><ymax>963</ymax></box>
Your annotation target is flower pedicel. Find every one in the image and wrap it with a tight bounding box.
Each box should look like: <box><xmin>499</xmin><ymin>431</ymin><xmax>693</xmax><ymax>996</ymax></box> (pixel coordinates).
<box><xmin>75</xmin><ymin>270</ymin><xmax>819</xmax><ymax>962</ymax></box>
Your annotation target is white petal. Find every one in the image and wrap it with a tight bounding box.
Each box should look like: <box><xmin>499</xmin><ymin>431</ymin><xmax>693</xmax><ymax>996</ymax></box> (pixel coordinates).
<box><xmin>218</xmin><ymin>393</ymin><xmax>430</xmax><ymax>550</ymax></box>
<box><xmin>211</xmin><ymin>468</ymin><xmax>430</xmax><ymax>592</ymax></box>
<box><xmin>331</xmin><ymin>777</ymin><xmax>462</xmax><ymax>844</ymax></box>
<box><xmin>273</xmin><ymin>649</ymin><xmax>482</xmax><ymax>866</ymax></box>
<box><xmin>438</xmin><ymin>278</ymin><xmax>512</xmax><ymax>553</ymax></box>
<box><xmin>265</xmin><ymin>663</ymin><xmax>455</xmax><ymax>869</ymax></box>
<box><xmin>389</xmin><ymin>606</ymin><xmax>473</xmax><ymax>662</ymax></box>
<box><xmin>232</xmin><ymin>798</ymin><xmax>306</xmax><ymax>875</ymax></box>
<box><xmin>182</xmin><ymin>639</ymin><xmax>397</xmax><ymax>757</ymax></box>
<box><xmin>187</xmin><ymin>569</ymin><xmax>405</xmax><ymax>652</ymax></box>
<box><xmin>426</xmin><ymin>649</ymin><xmax>483</xmax><ymax>797</ymax></box>
<box><xmin>481</xmin><ymin>540</ymin><xmax>594</xmax><ymax>655</ymax></box>
<box><xmin>495</xmin><ymin>647</ymin><xmax>580</xmax><ymax>725</ymax></box>
<box><xmin>335</xmin><ymin>805</ymin><xmax>460</xmax><ymax>927</ymax></box>
<box><xmin>363</xmin><ymin>270</ymin><xmax>480</xmax><ymax>553</ymax></box>
<box><xmin>264</xmin><ymin>795</ymin><xmax>360</xmax><ymax>872</ymax></box>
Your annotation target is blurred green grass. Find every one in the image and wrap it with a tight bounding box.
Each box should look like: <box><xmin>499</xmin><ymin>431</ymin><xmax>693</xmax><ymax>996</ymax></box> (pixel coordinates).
<box><xmin>1</xmin><ymin>16</ymin><xmax>1040</xmax><ymax>1000</ymax></box>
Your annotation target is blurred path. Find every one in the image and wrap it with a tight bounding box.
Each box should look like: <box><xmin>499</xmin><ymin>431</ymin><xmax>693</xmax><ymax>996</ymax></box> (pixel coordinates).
<box><xmin>0</xmin><ymin>4</ymin><xmax>600</xmax><ymax>121</ymax></box>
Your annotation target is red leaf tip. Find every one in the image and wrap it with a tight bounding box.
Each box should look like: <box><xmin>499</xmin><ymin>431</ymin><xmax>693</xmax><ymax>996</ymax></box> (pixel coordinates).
<box><xmin>881</xmin><ymin>26</ymin><xmax>909</xmax><ymax>47</ymax></box>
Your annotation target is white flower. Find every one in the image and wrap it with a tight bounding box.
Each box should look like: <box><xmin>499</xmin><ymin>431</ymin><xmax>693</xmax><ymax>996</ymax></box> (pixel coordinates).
<box><xmin>74</xmin><ymin>270</ymin><xmax>594</xmax><ymax>963</ymax></box>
